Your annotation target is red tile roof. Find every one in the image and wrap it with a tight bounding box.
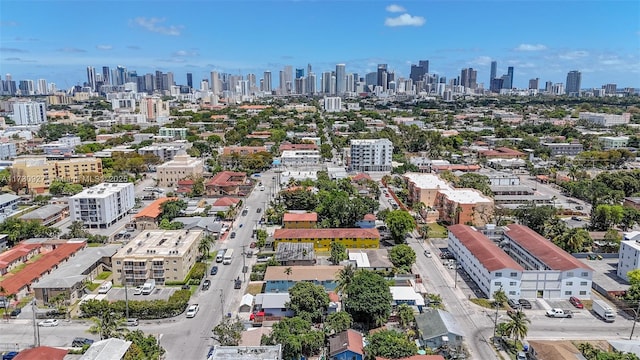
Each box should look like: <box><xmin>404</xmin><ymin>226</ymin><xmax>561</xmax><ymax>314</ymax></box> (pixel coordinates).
<box><xmin>177</xmin><ymin>179</ymin><xmax>195</xmax><ymax>185</ymax></box>
<box><xmin>363</xmin><ymin>214</ymin><xmax>376</xmax><ymax>221</ymax></box>
<box><xmin>133</xmin><ymin>197</ymin><xmax>177</xmax><ymax>220</ymax></box>
<box><xmin>0</xmin><ymin>242</ymin><xmax>86</xmax><ymax>295</ymax></box>
<box><xmin>328</xmin><ymin>291</ymin><xmax>340</xmax><ymax>302</ymax></box>
<box><xmin>504</xmin><ymin>224</ymin><xmax>592</xmax><ymax>271</ymax></box>
<box><xmin>212</xmin><ymin>197</ymin><xmax>241</xmax><ymax>207</ymax></box>
<box><xmin>14</xmin><ymin>346</ymin><xmax>68</xmax><ymax>360</ymax></box>
<box><xmin>448</xmin><ymin>224</ymin><xmax>523</xmax><ymax>272</ymax></box>
<box><xmin>207</xmin><ymin>171</ymin><xmax>247</xmax><ymax>187</ymax></box>
<box><xmin>479</xmin><ymin>147</ymin><xmax>525</xmax><ymax>157</ymax></box>
<box><xmin>432</xmin><ymin>164</ymin><xmax>481</xmax><ymax>172</ymax></box>
<box><xmin>351</xmin><ymin>173</ymin><xmax>372</xmax><ymax>181</ymax></box>
<box><xmin>0</xmin><ymin>243</ymin><xmax>40</xmax><ymax>270</ymax></box>
<box><xmin>274</xmin><ymin>228</ymin><xmax>380</xmax><ymax>240</ymax></box>
<box><xmin>329</xmin><ymin>329</ymin><xmax>364</xmax><ymax>357</ymax></box>
<box><xmin>283</xmin><ymin>212</ymin><xmax>318</xmax><ymax>222</ymax></box>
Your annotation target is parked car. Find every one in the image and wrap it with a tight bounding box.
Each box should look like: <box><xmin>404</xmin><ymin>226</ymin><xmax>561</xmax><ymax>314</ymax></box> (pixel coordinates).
<box><xmin>517</xmin><ymin>351</ymin><xmax>527</xmax><ymax>360</ymax></box>
<box><xmin>424</xmin><ymin>250</ymin><xmax>432</xmax><ymax>258</ymax></box>
<box><xmin>234</xmin><ymin>278</ymin><xmax>242</xmax><ymax>289</ymax></box>
<box><xmin>133</xmin><ymin>286</ymin><xmax>143</xmax><ymax>295</ymax></box>
<box><xmin>2</xmin><ymin>351</ymin><xmax>18</xmax><ymax>360</ymax></box>
<box><xmin>72</xmin><ymin>337</ymin><xmax>94</xmax><ymax>347</ymax></box>
<box><xmin>186</xmin><ymin>304</ymin><xmax>199</xmax><ymax>318</ymax></box>
<box><xmin>518</xmin><ymin>299</ymin><xmax>532</xmax><ymax>309</ymax></box>
<box><xmin>569</xmin><ymin>296</ymin><xmax>584</xmax><ymax>309</ymax></box>
<box><xmin>38</xmin><ymin>319</ymin><xmax>59</xmax><ymax>327</ymax></box>
<box><xmin>9</xmin><ymin>308</ymin><xmax>21</xmax><ymax>317</ymax></box>
<box><xmin>256</xmin><ymin>208</ymin><xmax>262</xmax><ymax>213</ymax></box>
<box><xmin>210</xmin><ymin>266</ymin><xmax>218</xmax><ymax>275</ymax></box>
<box><xmin>250</xmin><ymin>242</ymin><xmax>256</xmax><ymax>249</ymax></box>
<box><xmin>230</xmin><ymin>232</ymin><xmax>236</xmax><ymax>239</ymax></box>
<box><xmin>202</xmin><ymin>279</ymin><xmax>211</xmax><ymax>291</ymax></box>
<box><xmin>126</xmin><ymin>318</ymin><xmax>139</xmax><ymax>327</ymax></box>
<box><xmin>507</xmin><ymin>299</ymin><xmax>522</xmax><ymax>310</ymax></box>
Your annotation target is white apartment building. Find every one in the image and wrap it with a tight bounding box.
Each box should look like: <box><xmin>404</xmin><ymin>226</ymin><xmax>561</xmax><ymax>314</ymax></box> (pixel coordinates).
<box><xmin>323</xmin><ymin>97</ymin><xmax>342</xmax><ymax>112</ymax></box>
<box><xmin>158</xmin><ymin>127</ymin><xmax>188</xmax><ymax>140</ymax></box>
<box><xmin>579</xmin><ymin>112</ymin><xmax>631</xmax><ymax>127</ymax></box>
<box><xmin>617</xmin><ymin>239</ymin><xmax>640</xmax><ymax>282</ymax></box>
<box><xmin>503</xmin><ymin>224</ymin><xmax>593</xmax><ymax>299</ymax></box>
<box><xmin>139</xmin><ymin>97</ymin><xmax>170</xmax><ymax>122</ymax></box>
<box><xmin>11</xmin><ymin>101</ymin><xmax>47</xmax><ymax>125</ymax></box>
<box><xmin>599</xmin><ymin>136</ymin><xmax>630</xmax><ymax>150</ymax></box>
<box><xmin>156</xmin><ymin>154</ymin><xmax>204</xmax><ymax>187</ymax></box>
<box><xmin>280</xmin><ymin>150</ymin><xmax>321</xmax><ymax>167</ymax></box>
<box><xmin>70</xmin><ymin>183</ymin><xmax>135</xmax><ymax>229</ymax></box>
<box><xmin>137</xmin><ymin>140</ymin><xmax>192</xmax><ymax>161</ymax></box>
<box><xmin>448</xmin><ymin>224</ymin><xmax>523</xmax><ymax>299</ymax></box>
<box><xmin>0</xmin><ymin>142</ymin><xmax>16</xmax><ymax>160</ymax></box>
<box><xmin>112</xmin><ymin>229</ymin><xmax>203</xmax><ymax>286</ymax></box>
<box><xmin>349</xmin><ymin>139</ymin><xmax>393</xmax><ymax>172</ymax></box>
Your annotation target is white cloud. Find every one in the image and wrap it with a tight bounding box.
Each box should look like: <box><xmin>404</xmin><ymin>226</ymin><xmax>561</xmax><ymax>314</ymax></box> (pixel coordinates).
<box><xmin>386</xmin><ymin>4</ymin><xmax>406</xmax><ymax>13</ymax></box>
<box><xmin>559</xmin><ymin>50</ymin><xmax>589</xmax><ymax>60</ymax></box>
<box><xmin>384</xmin><ymin>13</ymin><xmax>425</xmax><ymax>27</ymax></box>
<box><xmin>470</xmin><ymin>56</ymin><xmax>492</xmax><ymax>66</ymax></box>
<box><xmin>96</xmin><ymin>45</ymin><xmax>112</xmax><ymax>50</ymax></box>
<box><xmin>173</xmin><ymin>50</ymin><xmax>198</xmax><ymax>57</ymax></box>
<box><xmin>132</xmin><ymin>17</ymin><xmax>182</xmax><ymax>36</ymax></box>
<box><xmin>514</xmin><ymin>43</ymin><xmax>547</xmax><ymax>51</ymax></box>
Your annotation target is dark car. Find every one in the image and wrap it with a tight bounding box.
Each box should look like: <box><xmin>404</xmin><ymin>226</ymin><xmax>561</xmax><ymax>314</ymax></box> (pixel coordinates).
<box><xmin>230</xmin><ymin>232</ymin><xmax>236</xmax><ymax>239</ymax></box>
<box><xmin>9</xmin><ymin>308</ymin><xmax>21</xmax><ymax>317</ymax></box>
<box><xmin>507</xmin><ymin>299</ymin><xmax>522</xmax><ymax>310</ymax></box>
<box><xmin>569</xmin><ymin>296</ymin><xmax>584</xmax><ymax>309</ymax></box>
<box><xmin>210</xmin><ymin>266</ymin><xmax>218</xmax><ymax>275</ymax></box>
<box><xmin>72</xmin><ymin>337</ymin><xmax>95</xmax><ymax>347</ymax></box>
<box><xmin>202</xmin><ymin>279</ymin><xmax>211</xmax><ymax>291</ymax></box>
<box><xmin>256</xmin><ymin>208</ymin><xmax>262</xmax><ymax>213</ymax></box>
<box><xmin>518</xmin><ymin>299</ymin><xmax>532</xmax><ymax>309</ymax></box>
<box><xmin>234</xmin><ymin>278</ymin><xmax>242</xmax><ymax>289</ymax></box>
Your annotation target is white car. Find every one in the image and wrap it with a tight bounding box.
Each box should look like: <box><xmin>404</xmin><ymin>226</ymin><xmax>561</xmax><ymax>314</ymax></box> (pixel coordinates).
<box><xmin>133</xmin><ymin>286</ymin><xmax>143</xmax><ymax>295</ymax></box>
<box><xmin>38</xmin><ymin>319</ymin><xmax>59</xmax><ymax>327</ymax></box>
<box><xmin>186</xmin><ymin>304</ymin><xmax>199</xmax><ymax>318</ymax></box>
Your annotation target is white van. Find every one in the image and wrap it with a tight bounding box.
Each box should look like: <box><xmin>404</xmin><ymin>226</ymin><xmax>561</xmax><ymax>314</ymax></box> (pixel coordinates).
<box><xmin>98</xmin><ymin>281</ymin><xmax>112</xmax><ymax>294</ymax></box>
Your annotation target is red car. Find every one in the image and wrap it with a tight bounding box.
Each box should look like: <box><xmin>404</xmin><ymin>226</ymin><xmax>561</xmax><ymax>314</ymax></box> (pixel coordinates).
<box><xmin>385</xmin><ymin>193</ymin><xmax>390</xmax><ymax>197</ymax></box>
<box><xmin>569</xmin><ymin>296</ymin><xmax>584</xmax><ymax>309</ymax></box>
<box><xmin>249</xmin><ymin>311</ymin><xmax>265</xmax><ymax>321</ymax></box>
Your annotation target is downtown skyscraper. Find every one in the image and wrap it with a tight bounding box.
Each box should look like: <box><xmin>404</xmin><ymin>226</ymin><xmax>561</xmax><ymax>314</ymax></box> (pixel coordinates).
<box><xmin>335</xmin><ymin>64</ymin><xmax>346</xmax><ymax>95</ymax></box>
<box><xmin>566</xmin><ymin>70</ymin><xmax>582</xmax><ymax>95</ymax></box>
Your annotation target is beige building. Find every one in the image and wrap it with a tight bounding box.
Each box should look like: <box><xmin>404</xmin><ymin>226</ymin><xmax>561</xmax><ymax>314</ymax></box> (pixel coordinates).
<box><xmin>156</xmin><ymin>154</ymin><xmax>204</xmax><ymax>187</ymax></box>
<box><xmin>112</xmin><ymin>229</ymin><xmax>203</xmax><ymax>286</ymax></box>
<box><xmin>12</xmin><ymin>157</ymin><xmax>103</xmax><ymax>194</ymax></box>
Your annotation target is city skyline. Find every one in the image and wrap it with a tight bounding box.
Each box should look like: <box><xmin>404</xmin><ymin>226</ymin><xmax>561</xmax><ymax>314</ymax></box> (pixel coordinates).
<box><xmin>1</xmin><ymin>0</ymin><xmax>639</xmax><ymax>88</ymax></box>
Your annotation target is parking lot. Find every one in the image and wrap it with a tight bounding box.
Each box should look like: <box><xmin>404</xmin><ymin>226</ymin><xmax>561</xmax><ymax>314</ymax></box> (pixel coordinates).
<box><xmin>106</xmin><ymin>287</ymin><xmax>176</xmax><ymax>301</ymax></box>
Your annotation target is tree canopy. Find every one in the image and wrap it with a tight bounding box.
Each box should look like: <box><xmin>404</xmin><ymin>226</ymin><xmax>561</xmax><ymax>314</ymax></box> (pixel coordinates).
<box><xmin>286</xmin><ymin>282</ymin><xmax>329</xmax><ymax>323</ymax></box>
<box><xmin>212</xmin><ymin>316</ymin><xmax>244</xmax><ymax>346</ymax></box>
<box><xmin>385</xmin><ymin>210</ymin><xmax>416</xmax><ymax>243</ymax></box>
<box><xmin>344</xmin><ymin>270</ymin><xmax>392</xmax><ymax>329</ymax></box>
<box><xmin>389</xmin><ymin>244</ymin><xmax>416</xmax><ymax>273</ymax></box>
<box><xmin>329</xmin><ymin>242</ymin><xmax>347</xmax><ymax>265</ymax></box>
<box><xmin>364</xmin><ymin>329</ymin><xmax>418</xmax><ymax>360</ymax></box>
<box><xmin>260</xmin><ymin>317</ymin><xmax>324</xmax><ymax>360</ymax></box>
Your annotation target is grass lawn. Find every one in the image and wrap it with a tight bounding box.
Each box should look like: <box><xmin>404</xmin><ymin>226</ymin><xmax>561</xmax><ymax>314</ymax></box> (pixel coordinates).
<box><xmin>9</xmin><ymin>263</ymin><xmax>27</xmax><ymax>274</ymax></box>
<box><xmin>470</xmin><ymin>298</ymin><xmax>508</xmax><ymax>310</ymax></box>
<box><xmin>427</xmin><ymin>223</ymin><xmax>448</xmax><ymax>238</ymax></box>
<box><xmin>86</xmin><ymin>282</ymin><xmax>100</xmax><ymax>292</ymax></box>
<box><xmin>87</xmin><ymin>243</ymin><xmax>103</xmax><ymax>248</ymax></box>
<box><xmin>96</xmin><ymin>271</ymin><xmax>112</xmax><ymax>280</ymax></box>
<box><xmin>246</xmin><ymin>283</ymin><xmax>264</xmax><ymax>296</ymax></box>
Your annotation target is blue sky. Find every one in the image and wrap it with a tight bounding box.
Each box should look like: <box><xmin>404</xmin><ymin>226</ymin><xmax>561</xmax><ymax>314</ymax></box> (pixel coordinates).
<box><xmin>1</xmin><ymin>0</ymin><xmax>639</xmax><ymax>89</ymax></box>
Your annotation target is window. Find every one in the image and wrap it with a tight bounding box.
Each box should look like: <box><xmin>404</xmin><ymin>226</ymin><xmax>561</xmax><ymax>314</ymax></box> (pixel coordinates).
<box><xmin>509</xmin><ymin>282</ymin><xmax>516</xmax><ymax>286</ymax></box>
<box><xmin>565</xmin><ymin>291</ymin><xmax>572</xmax><ymax>295</ymax></box>
<box><xmin>567</xmin><ymin>272</ymin><xmax>574</xmax><ymax>277</ymax></box>
<box><xmin>580</xmin><ymin>282</ymin><xmax>588</xmax><ymax>286</ymax></box>
<box><xmin>509</xmin><ymin>291</ymin><xmax>516</xmax><ymax>295</ymax></box>
<box><xmin>510</xmin><ymin>272</ymin><xmax>517</xmax><ymax>277</ymax></box>
<box><xmin>495</xmin><ymin>272</ymin><xmax>502</xmax><ymax>277</ymax></box>
<box><xmin>566</xmin><ymin>281</ymin><xmax>573</xmax><ymax>286</ymax></box>
<box><xmin>579</xmin><ymin>291</ymin><xmax>587</xmax><ymax>295</ymax></box>
<box><xmin>494</xmin><ymin>281</ymin><xmax>502</xmax><ymax>286</ymax></box>
<box><xmin>581</xmin><ymin>272</ymin><xmax>588</xmax><ymax>277</ymax></box>
<box><xmin>116</xmin><ymin>261</ymin><xmax>121</xmax><ymax>265</ymax></box>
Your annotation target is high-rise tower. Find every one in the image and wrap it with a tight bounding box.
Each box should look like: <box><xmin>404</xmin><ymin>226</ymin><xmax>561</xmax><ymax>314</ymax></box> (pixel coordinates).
<box><xmin>335</xmin><ymin>64</ymin><xmax>346</xmax><ymax>95</ymax></box>
<box><xmin>490</xmin><ymin>61</ymin><xmax>497</xmax><ymax>83</ymax></box>
<box><xmin>565</xmin><ymin>70</ymin><xmax>581</xmax><ymax>95</ymax></box>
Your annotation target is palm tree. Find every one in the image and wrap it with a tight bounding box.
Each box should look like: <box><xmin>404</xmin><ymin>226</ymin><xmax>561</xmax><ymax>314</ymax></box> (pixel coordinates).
<box><xmin>284</xmin><ymin>267</ymin><xmax>292</xmax><ymax>281</ymax></box>
<box><xmin>88</xmin><ymin>312</ymin><xmax>127</xmax><ymax>340</ymax></box>
<box><xmin>335</xmin><ymin>264</ymin><xmax>356</xmax><ymax>296</ymax></box>
<box><xmin>396</xmin><ymin>304</ymin><xmax>415</xmax><ymax>329</ymax></box>
<box><xmin>198</xmin><ymin>235</ymin><xmax>213</xmax><ymax>260</ymax></box>
<box><xmin>503</xmin><ymin>310</ymin><xmax>530</xmax><ymax>344</ymax></box>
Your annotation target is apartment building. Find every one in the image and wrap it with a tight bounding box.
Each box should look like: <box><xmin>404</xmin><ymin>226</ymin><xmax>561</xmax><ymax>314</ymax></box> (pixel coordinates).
<box><xmin>348</xmin><ymin>139</ymin><xmax>393</xmax><ymax>172</ymax></box>
<box><xmin>0</xmin><ymin>142</ymin><xmax>16</xmax><ymax>160</ymax></box>
<box><xmin>448</xmin><ymin>224</ymin><xmax>524</xmax><ymax>299</ymax></box>
<box><xmin>283</xmin><ymin>212</ymin><xmax>317</xmax><ymax>229</ymax></box>
<box><xmin>12</xmin><ymin>157</ymin><xmax>103</xmax><ymax>193</ymax></box>
<box><xmin>158</xmin><ymin>127</ymin><xmax>188</xmax><ymax>140</ymax></box>
<box><xmin>273</xmin><ymin>228</ymin><xmax>379</xmax><ymax>251</ymax></box>
<box><xmin>541</xmin><ymin>142</ymin><xmax>584</xmax><ymax>156</ymax></box>
<box><xmin>70</xmin><ymin>182</ymin><xmax>135</xmax><ymax>228</ymax></box>
<box><xmin>280</xmin><ymin>150</ymin><xmax>321</xmax><ymax>167</ymax></box>
<box><xmin>137</xmin><ymin>140</ymin><xmax>191</xmax><ymax>161</ymax></box>
<box><xmin>11</xmin><ymin>101</ymin><xmax>47</xmax><ymax>125</ymax></box>
<box><xmin>617</xmin><ymin>239</ymin><xmax>640</xmax><ymax>282</ymax></box>
<box><xmin>156</xmin><ymin>154</ymin><xmax>204</xmax><ymax>187</ymax></box>
<box><xmin>112</xmin><ymin>229</ymin><xmax>203</xmax><ymax>286</ymax></box>
<box><xmin>503</xmin><ymin>224</ymin><xmax>593</xmax><ymax>299</ymax></box>
<box><xmin>599</xmin><ymin>136</ymin><xmax>630</xmax><ymax>150</ymax></box>
<box><xmin>579</xmin><ymin>112</ymin><xmax>631</xmax><ymax>127</ymax></box>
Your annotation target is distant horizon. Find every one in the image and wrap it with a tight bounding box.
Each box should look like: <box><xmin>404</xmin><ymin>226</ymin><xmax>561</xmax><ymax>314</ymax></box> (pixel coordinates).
<box><xmin>1</xmin><ymin>0</ymin><xmax>639</xmax><ymax>88</ymax></box>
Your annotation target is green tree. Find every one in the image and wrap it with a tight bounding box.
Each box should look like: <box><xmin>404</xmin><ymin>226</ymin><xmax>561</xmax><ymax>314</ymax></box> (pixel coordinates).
<box><xmin>553</xmin><ymin>228</ymin><xmax>591</xmax><ymax>253</ymax></box>
<box><xmin>68</xmin><ymin>220</ymin><xmax>88</xmax><ymax>238</ymax></box>
<box><xmin>123</xmin><ymin>330</ymin><xmax>165</xmax><ymax>360</ymax></box>
<box><xmin>388</xmin><ymin>244</ymin><xmax>416</xmax><ymax>273</ymax></box>
<box><xmin>385</xmin><ymin>210</ymin><xmax>417</xmax><ymax>243</ymax></box>
<box><xmin>160</xmin><ymin>200</ymin><xmax>187</xmax><ymax>222</ymax></box>
<box><xmin>198</xmin><ymin>236</ymin><xmax>212</xmax><ymax>260</ymax></box>
<box><xmin>364</xmin><ymin>329</ymin><xmax>418</xmax><ymax>360</ymax></box>
<box><xmin>329</xmin><ymin>242</ymin><xmax>347</xmax><ymax>265</ymax></box>
<box><xmin>514</xmin><ymin>204</ymin><xmax>557</xmax><ymax>234</ymax></box>
<box><xmin>628</xmin><ymin>269</ymin><xmax>640</xmax><ymax>286</ymax></box>
<box><xmin>493</xmin><ymin>287</ymin><xmax>508</xmax><ymax>305</ymax></box>
<box><xmin>324</xmin><ymin>311</ymin><xmax>353</xmax><ymax>335</ymax></box>
<box><xmin>591</xmin><ymin>204</ymin><xmax>625</xmax><ymax>231</ymax></box>
<box><xmin>335</xmin><ymin>264</ymin><xmax>356</xmax><ymax>295</ymax></box>
<box><xmin>503</xmin><ymin>310</ymin><xmax>531</xmax><ymax>344</ymax></box>
<box><xmin>286</xmin><ymin>282</ymin><xmax>329</xmax><ymax>323</ymax></box>
<box><xmin>255</xmin><ymin>229</ymin><xmax>268</xmax><ymax>249</ymax></box>
<box><xmin>88</xmin><ymin>311</ymin><xmax>128</xmax><ymax>340</ymax></box>
<box><xmin>344</xmin><ymin>270</ymin><xmax>392</xmax><ymax>329</ymax></box>
<box><xmin>396</xmin><ymin>304</ymin><xmax>415</xmax><ymax>329</ymax></box>
<box><xmin>457</xmin><ymin>173</ymin><xmax>493</xmax><ymax>197</ymax></box>
<box><xmin>261</xmin><ymin>317</ymin><xmax>324</xmax><ymax>360</ymax></box>
<box><xmin>212</xmin><ymin>316</ymin><xmax>244</xmax><ymax>346</ymax></box>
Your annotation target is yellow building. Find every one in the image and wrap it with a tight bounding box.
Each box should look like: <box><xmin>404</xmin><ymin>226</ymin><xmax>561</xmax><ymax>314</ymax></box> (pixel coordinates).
<box><xmin>273</xmin><ymin>228</ymin><xmax>380</xmax><ymax>252</ymax></box>
<box><xmin>12</xmin><ymin>157</ymin><xmax>103</xmax><ymax>194</ymax></box>
<box><xmin>282</xmin><ymin>212</ymin><xmax>317</xmax><ymax>229</ymax></box>
<box><xmin>112</xmin><ymin>229</ymin><xmax>203</xmax><ymax>286</ymax></box>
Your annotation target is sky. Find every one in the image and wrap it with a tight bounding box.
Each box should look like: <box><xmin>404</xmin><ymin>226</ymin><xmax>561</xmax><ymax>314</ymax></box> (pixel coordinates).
<box><xmin>1</xmin><ymin>0</ymin><xmax>639</xmax><ymax>90</ymax></box>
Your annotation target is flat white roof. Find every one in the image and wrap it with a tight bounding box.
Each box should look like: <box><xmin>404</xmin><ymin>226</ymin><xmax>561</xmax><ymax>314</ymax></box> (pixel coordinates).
<box><xmin>390</xmin><ymin>286</ymin><xmax>426</xmax><ymax>306</ymax></box>
<box><xmin>440</xmin><ymin>188</ymin><xmax>492</xmax><ymax>204</ymax></box>
<box><xmin>114</xmin><ymin>229</ymin><xmax>202</xmax><ymax>258</ymax></box>
<box><xmin>404</xmin><ymin>173</ymin><xmax>452</xmax><ymax>190</ymax></box>
<box><xmin>350</xmin><ymin>138</ymin><xmax>392</xmax><ymax>145</ymax></box>
<box><xmin>71</xmin><ymin>182</ymin><xmax>133</xmax><ymax>199</ymax></box>
<box><xmin>348</xmin><ymin>252</ymin><xmax>370</xmax><ymax>268</ymax></box>
<box><xmin>621</xmin><ymin>240</ymin><xmax>640</xmax><ymax>251</ymax></box>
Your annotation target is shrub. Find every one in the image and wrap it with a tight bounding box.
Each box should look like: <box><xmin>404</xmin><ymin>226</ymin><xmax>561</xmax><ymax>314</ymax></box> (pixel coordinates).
<box><xmin>186</xmin><ymin>262</ymin><xmax>206</xmax><ymax>282</ymax></box>
<box><xmin>80</xmin><ymin>290</ymin><xmax>191</xmax><ymax>320</ymax></box>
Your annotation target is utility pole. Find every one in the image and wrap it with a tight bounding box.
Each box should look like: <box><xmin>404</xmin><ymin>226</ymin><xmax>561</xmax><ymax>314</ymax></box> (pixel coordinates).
<box><xmin>31</xmin><ymin>300</ymin><xmax>40</xmax><ymax>347</ymax></box>
<box><xmin>123</xmin><ymin>272</ymin><xmax>129</xmax><ymax>319</ymax></box>
<box><xmin>241</xmin><ymin>245</ymin><xmax>247</xmax><ymax>282</ymax></box>
<box><xmin>218</xmin><ymin>289</ymin><xmax>225</xmax><ymax>319</ymax></box>
<box><xmin>630</xmin><ymin>301</ymin><xmax>640</xmax><ymax>340</ymax></box>
<box><xmin>492</xmin><ymin>301</ymin><xmax>500</xmax><ymax>340</ymax></box>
